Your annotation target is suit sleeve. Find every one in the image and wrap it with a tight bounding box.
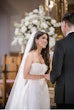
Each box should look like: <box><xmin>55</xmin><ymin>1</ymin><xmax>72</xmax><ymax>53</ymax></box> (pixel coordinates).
<box><xmin>50</xmin><ymin>41</ymin><xmax>64</xmax><ymax>84</ymax></box>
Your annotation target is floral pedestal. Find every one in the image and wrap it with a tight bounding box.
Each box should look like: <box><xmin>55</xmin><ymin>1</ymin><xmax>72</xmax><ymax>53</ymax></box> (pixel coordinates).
<box><xmin>11</xmin><ymin>5</ymin><xmax>60</xmax><ymax>51</ymax></box>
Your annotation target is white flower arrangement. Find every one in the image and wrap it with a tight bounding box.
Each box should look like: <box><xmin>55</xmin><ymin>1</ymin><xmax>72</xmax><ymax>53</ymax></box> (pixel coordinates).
<box><xmin>11</xmin><ymin>5</ymin><xmax>60</xmax><ymax>49</ymax></box>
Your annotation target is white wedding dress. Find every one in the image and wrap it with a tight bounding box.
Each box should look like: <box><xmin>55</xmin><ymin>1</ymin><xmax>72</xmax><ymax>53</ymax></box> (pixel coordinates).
<box><xmin>6</xmin><ymin>63</ymin><xmax>50</xmax><ymax>109</ymax></box>
<box><xmin>19</xmin><ymin>63</ymin><xmax>50</xmax><ymax>109</ymax></box>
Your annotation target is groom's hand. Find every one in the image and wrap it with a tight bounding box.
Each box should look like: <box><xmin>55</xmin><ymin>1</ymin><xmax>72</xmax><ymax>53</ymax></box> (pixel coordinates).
<box><xmin>45</xmin><ymin>73</ymin><xmax>50</xmax><ymax>80</ymax></box>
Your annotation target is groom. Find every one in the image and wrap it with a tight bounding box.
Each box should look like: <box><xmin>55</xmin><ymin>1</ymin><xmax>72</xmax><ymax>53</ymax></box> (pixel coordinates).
<box><xmin>45</xmin><ymin>12</ymin><xmax>74</xmax><ymax>109</ymax></box>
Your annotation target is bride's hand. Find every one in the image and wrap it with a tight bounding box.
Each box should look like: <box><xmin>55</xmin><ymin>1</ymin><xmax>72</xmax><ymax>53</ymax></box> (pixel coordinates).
<box><xmin>45</xmin><ymin>73</ymin><xmax>50</xmax><ymax>80</ymax></box>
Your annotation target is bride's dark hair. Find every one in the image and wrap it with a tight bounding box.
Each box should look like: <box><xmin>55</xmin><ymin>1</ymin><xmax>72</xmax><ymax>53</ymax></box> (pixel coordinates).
<box><xmin>30</xmin><ymin>31</ymin><xmax>50</xmax><ymax>73</ymax></box>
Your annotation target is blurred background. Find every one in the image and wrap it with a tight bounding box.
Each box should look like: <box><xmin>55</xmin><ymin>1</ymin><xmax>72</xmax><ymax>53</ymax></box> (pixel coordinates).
<box><xmin>0</xmin><ymin>0</ymin><xmax>74</xmax><ymax>108</ymax></box>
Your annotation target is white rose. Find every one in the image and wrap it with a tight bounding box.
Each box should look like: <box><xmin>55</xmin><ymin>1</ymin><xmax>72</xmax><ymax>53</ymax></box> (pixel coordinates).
<box><xmin>54</xmin><ymin>23</ymin><xmax>61</xmax><ymax>27</ymax></box>
<box><xmin>51</xmin><ymin>19</ymin><xmax>56</xmax><ymax>25</ymax></box>
<box><xmin>49</xmin><ymin>37</ymin><xmax>55</xmax><ymax>48</ymax></box>
<box><xmin>48</xmin><ymin>31</ymin><xmax>54</xmax><ymax>36</ymax></box>
<box><xmin>31</xmin><ymin>27</ymin><xmax>37</xmax><ymax>33</ymax></box>
<box><xmin>49</xmin><ymin>27</ymin><xmax>55</xmax><ymax>31</ymax></box>
<box><xmin>33</xmin><ymin>9</ymin><xmax>39</xmax><ymax>13</ymax></box>
<box><xmin>24</xmin><ymin>21</ymin><xmax>29</xmax><ymax>26</ymax></box>
<box><xmin>15</xmin><ymin>28</ymin><xmax>19</xmax><ymax>35</ymax></box>
<box><xmin>29</xmin><ymin>14</ymin><xmax>38</xmax><ymax>20</ymax></box>
<box><xmin>32</xmin><ymin>20</ymin><xmax>38</xmax><ymax>25</ymax></box>
<box><xmin>28</xmin><ymin>24</ymin><xmax>33</xmax><ymax>29</ymax></box>
<box><xmin>25</xmin><ymin>33</ymin><xmax>31</xmax><ymax>39</ymax></box>
<box><xmin>41</xmin><ymin>29</ymin><xmax>46</xmax><ymax>32</ymax></box>
<box><xmin>48</xmin><ymin>27</ymin><xmax>55</xmax><ymax>35</ymax></box>
<box><xmin>29</xmin><ymin>12</ymin><xmax>33</xmax><ymax>15</ymax></box>
<box><xmin>40</xmin><ymin>22</ymin><xmax>48</xmax><ymax>29</ymax></box>
<box><xmin>53</xmin><ymin>34</ymin><xmax>57</xmax><ymax>38</ymax></box>
<box><xmin>25</xmin><ymin>16</ymin><xmax>30</xmax><ymax>21</ymax></box>
<box><xmin>18</xmin><ymin>37</ymin><xmax>24</xmax><ymax>45</ymax></box>
<box><xmin>11</xmin><ymin>37</ymin><xmax>18</xmax><ymax>46</ymax></box>
<box><xmin>21</xmin><ymin>26</ymin><xmax>27</xmax><ymax>33</ymax></box>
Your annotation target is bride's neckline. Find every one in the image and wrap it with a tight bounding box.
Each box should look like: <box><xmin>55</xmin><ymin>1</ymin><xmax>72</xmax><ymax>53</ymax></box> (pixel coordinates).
<box><xmin>31</xmin><ymin>62</ymin><xmax>48</xmax><ymax>69</ymax></box>
<box><xmin>32</xmin><ymin>62</ymin><xmax>45</xmax><ymax>65</ymax></box>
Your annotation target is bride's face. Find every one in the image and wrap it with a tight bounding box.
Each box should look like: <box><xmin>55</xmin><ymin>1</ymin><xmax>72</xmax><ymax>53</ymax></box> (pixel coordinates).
<box><xmin>36</xmin><ymin>34</ymin><xmax>48</xmax><ymax>49</ymax></box>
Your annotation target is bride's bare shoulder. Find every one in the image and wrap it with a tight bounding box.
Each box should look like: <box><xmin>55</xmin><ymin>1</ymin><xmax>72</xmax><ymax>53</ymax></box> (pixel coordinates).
<box><xmin>25</xmin><ymin>51</ymin><xmax>35</xmax><ymax>63</ymax></box>
<box><xmin>27</xmin><ymin>50</ymin><xmax>35</xmax><ymax>58</ymax></box>
<box><xmin>26</xmin><ymin>50</ymin><xmax>36</xmax><ymax>63</ymax></box>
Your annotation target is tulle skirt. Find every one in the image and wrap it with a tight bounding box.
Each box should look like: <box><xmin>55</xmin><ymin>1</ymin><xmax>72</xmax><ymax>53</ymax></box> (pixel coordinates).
<box><xmin>6</xmin><ymin>79</ymin><xmax>50</xmax><ymax>109</ymax></box>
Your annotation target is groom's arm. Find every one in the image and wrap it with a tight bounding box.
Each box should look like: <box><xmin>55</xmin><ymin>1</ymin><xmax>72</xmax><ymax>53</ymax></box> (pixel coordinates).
<box><xmin>50</xmin><ymin>41</ymin><xmax>64</xmax><ymax>84</ymax></box>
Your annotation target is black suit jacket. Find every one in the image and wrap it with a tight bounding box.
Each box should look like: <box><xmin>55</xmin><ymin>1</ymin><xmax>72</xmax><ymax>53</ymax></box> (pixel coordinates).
<box><xmin>50</xmin><ymin>32</ymin><xmax>74</xmax><ymax>104</ymax></box>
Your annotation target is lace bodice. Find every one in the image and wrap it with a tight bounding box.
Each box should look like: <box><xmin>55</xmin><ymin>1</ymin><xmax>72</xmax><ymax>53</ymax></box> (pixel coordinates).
<box><xmin>30</xmin><ymin>63</ymin><xmax>48</xmax><ymax>75</ymax></box>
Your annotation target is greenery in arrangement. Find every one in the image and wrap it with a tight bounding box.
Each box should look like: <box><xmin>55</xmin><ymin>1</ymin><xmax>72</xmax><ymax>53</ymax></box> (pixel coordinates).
<box><xmin>11</xmin><ymin>5</ymin><xmax>60</xmax><ymax>49</ymax></box>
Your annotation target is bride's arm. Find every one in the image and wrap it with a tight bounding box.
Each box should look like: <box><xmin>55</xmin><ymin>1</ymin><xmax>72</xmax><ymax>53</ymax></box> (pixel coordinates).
<box><xmin>23</xmin><ymin>53</ymin><xmax>45</xmax><ymax>80</ymax></box>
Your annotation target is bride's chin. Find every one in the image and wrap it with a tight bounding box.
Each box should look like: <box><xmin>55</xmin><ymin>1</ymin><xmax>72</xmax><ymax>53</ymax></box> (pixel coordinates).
<box><xmin>42</xmin><ymin>46</ymin><xmax>46</xmax><ymax>49</ymax></box>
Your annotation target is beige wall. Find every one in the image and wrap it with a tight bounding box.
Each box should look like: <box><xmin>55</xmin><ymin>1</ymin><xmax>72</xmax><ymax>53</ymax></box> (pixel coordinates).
<box><xmin>0</xmin><ymin>15</ymin><xmax>9</xmax><ymax>64</ymax></box>
<box><xmin>0</xmin><ymin>15</ymin><xmax>21</xmax><ymax>65</ymax></box>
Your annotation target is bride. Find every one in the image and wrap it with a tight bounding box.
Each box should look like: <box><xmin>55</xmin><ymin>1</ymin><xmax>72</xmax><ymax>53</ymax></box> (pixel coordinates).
<box><xmin>5</xmin><ymin>31</ymin><xmax>50</xmax><ymax>109</ymax></box>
